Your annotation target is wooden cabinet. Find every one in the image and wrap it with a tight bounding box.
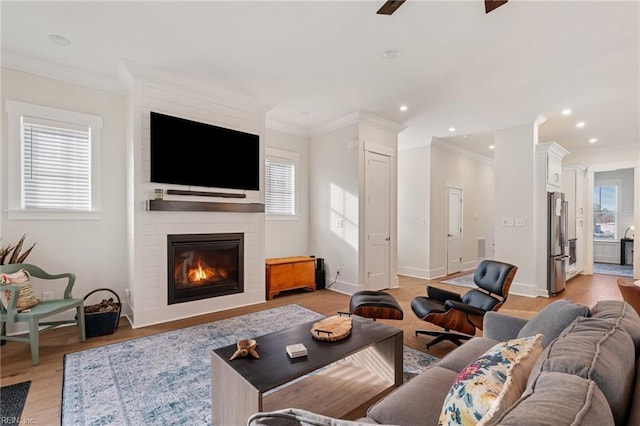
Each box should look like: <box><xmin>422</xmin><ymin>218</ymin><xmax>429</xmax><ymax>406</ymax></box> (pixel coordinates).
<box><xmin>265</xmin><ymin>256</ymin><xmax>315</xmax><ymax>300</ymax></box>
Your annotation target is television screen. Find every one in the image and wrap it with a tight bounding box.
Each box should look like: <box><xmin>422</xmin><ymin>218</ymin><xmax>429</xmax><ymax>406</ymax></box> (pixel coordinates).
<box><xmin>150</xmin><ymin>112</ymin><xmax>259</xmax><ymax>191</ymax></box>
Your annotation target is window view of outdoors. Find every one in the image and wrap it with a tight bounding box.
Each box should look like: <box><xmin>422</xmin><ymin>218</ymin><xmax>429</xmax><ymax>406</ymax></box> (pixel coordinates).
<box><xmin>593</xmin><ymin>185</ymin><xmax>617</xmax><ymax>240</ymax></box>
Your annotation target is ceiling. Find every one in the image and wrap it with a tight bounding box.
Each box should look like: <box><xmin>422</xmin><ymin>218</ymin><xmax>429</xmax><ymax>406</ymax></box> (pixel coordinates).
<box><xmin>2</xmin><ymin>1</ymin><xmax>638</xmax><ymax>156</ymax></box>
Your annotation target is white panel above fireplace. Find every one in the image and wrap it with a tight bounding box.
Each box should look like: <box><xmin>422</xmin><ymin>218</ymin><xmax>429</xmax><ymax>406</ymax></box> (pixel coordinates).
<box><xmin>121</xmin><ymin>62</ymin><xmax>268</xmax><ymax>328</ymax></box>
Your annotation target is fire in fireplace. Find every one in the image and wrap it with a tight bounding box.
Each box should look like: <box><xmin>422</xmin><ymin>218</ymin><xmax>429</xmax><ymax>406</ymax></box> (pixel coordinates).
<box><xmin>167</xmin><ymin>233</ymin><xmax>244</xmax><ymax>304</ymax></box>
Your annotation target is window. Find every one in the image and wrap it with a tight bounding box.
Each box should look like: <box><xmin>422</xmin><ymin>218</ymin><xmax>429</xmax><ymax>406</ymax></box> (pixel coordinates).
<box><xmin>6</xmin><ymin>100</ymin><xmax>102</xmax><ymax>219</ymax></box>
<box><xmin>265</xmin><ymin>148</ymin><xmax>298</xmax><ymax>218</ymax></box>
<box><xmin>593</xmin><ymin>184</ymin><xmax>618</xmax><ymax>240</ymax></box>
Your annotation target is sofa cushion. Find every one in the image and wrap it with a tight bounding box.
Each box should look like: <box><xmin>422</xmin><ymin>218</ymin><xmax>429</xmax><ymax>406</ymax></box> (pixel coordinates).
<box><xmin>437</xmin><ymin>337</ymin><xmax>501</xmax><ymax>373</ymax></box>
<box><xmin>487</xmin><ymin>372</ymin><xmax>614</xmax><ymax>426</ymax></box>
<box><xmin>517</xmin><ymin>298</ymin><xmax>589</xmax><ymax>347</ymax></box>
<box><xmin>529</xmin><ymin>317</ymin><xmax>635</xmax><ymax>425</ymax></box>
<box><xmin>438</xmin><ymin>334</ymin><xmax>543</xmax><ymax>426</ymax></box>
<box><xmin>590</xmin><ymin>299</ymin><xmax>640</xmax><ymax>348</ymax></box>
<box><xmin>366</xmin><ymin>366</ymin><xmax>458</xmax><ymax>426</ymax></box>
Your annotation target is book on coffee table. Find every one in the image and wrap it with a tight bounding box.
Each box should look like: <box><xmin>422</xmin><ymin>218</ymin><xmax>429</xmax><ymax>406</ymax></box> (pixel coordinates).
<box><xmin>286</xmin><ymin>343</ymin><xmax>308</xmax><ymax>358</ymax></box>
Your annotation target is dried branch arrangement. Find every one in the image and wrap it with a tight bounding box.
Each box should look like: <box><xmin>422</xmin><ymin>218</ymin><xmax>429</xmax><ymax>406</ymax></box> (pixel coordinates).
<box><xmin>0</xmin><ymin>234</ymin><xmax>37</xmax><ymax>265</ymax></box>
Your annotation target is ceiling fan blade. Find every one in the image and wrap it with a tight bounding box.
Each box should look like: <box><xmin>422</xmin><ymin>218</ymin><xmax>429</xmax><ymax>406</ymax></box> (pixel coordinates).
<box><xmin>485</xmin><ymin>0</ymin><xmax>508</xmax><ymax>14</ymax></box>
<box><xmin>377</xmin><ymin>0</ymin><xmax>406</xmax><ymax>15</ymax></box>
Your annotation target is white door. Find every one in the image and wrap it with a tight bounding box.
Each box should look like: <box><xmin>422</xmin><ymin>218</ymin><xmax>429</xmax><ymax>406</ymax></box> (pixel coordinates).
<box><xmin>364</xmin><ymin>151</ymin><xmax>391</xmax><ymax>290</ymax></box>
<box><xmin>447</xmin><ymin>187</ymin><xmax>463</xmax><ymax>275</ymax></box>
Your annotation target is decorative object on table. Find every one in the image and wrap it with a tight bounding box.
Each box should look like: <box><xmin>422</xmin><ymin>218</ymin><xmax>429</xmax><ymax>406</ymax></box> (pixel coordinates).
<box><xmin>83</xmin><ymin>288</ymin><xmax>121</xmax><ymax>338</ymax></box>
<box><xmin>229</xmin><ymin>338</ymin><xmax>259</xmax><ymax>360</ymax></box>
<box><xmin>285</xmin><ymin>343</ymin><xmax>308</xmax><ymax>358</ymax></box>
<box><xmin>0</xmin><ymin>234</ymin><xmax>36</xmax><ymax>265</ymax></box>
<box><xmin>154</xmin><ymin>188</ymin><xmax>164</xmax><ymax>200</ymax></box>
<box><xmin>310</xmin><ymin>315</ymin><xmax>352</xmax><ymax>341</ymax></box>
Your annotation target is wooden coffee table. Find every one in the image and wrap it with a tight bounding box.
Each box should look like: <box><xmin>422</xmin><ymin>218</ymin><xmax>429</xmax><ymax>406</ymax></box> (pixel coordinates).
<box><xmin>211</xmin><ymin>315</ymin><xmax>403</xmax><ymax>425</ymax></box>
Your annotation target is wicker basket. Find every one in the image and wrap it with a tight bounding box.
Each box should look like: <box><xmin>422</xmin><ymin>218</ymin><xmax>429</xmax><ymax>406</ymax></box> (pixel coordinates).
<box><xmin>83</xmin><ymin>288</ymin><xmax>121</xmax><ymax>338</ymax></box>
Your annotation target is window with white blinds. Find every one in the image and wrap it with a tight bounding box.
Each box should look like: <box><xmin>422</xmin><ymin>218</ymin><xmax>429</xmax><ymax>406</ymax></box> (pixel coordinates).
<box><xmin>6</xmin><ymin>100</ymin><xmax>103</xmax><ymax>219</ymax></box>
<box><xmin>22</xmin><ymin>117</ymin><xmax>92</xmax><ymax>210</ymax></box>
<box><xmin>265</xmin><ymin>151</ymin><xmax>297</xmax><ymax>216</ymax></box>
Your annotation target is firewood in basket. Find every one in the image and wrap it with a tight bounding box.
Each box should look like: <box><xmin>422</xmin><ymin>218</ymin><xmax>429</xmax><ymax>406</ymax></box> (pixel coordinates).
<box><xmin>85</xmin><ymin>297</ymin><xmax>120</xmax><ymax>313</ymax></box>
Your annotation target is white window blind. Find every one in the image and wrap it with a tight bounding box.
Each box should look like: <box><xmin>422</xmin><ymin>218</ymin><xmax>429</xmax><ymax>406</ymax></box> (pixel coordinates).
<box><xmin>22</xmin><ymin>116</ymin><xmax>91</xmax><ymax>210</ymax></box>
<box><xmin>265</xmin><ymin>157</ymin><xmax>295</xmax><ymax>215</ymax></box>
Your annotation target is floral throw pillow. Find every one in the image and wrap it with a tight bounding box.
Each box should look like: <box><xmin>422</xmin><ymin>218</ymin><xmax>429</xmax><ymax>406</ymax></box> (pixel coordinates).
<box><xmin>438</xmin><ymin>334</ymin><xmax>544</xmax><ymax>426</ymax></box>
<box><xmin>0</xmin><ymin>269</ymin><xmax>41</xmax><ymax>311</ymax></box>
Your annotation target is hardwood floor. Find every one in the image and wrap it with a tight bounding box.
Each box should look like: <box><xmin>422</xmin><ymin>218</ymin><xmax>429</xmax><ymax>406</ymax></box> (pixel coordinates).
<box><xmin>0</xmin><ymin>272</ymin><xmax>625</xmax><ymax>425</ymax></box>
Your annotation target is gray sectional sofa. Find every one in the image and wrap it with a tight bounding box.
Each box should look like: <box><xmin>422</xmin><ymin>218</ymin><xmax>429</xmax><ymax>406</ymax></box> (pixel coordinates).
<box><xmin>249</xmin><ymin>299</ymin><xmax>640</xmax><ymax>426</ymax></box>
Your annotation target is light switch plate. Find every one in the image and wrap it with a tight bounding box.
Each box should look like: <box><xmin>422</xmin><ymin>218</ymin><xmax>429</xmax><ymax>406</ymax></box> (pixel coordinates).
<box><xmin>502</xmin><ymin>218</ymin><xmax>514</xmax><ymax>227</ymax></box>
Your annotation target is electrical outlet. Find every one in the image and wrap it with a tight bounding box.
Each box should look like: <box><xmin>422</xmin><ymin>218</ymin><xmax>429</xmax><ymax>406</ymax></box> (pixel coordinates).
<box><xmin>336</xmin><ymin>267</ymin><xmax>341</xmax><ymax>274</ymax></box>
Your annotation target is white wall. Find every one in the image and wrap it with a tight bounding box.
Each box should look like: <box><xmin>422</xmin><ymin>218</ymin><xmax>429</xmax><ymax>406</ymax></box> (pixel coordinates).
<box><xmin>264</xmin><ymin>129</ymin><xmax>310</xmax><ymax>258</ymax></box>
<box><xmin>494</xmin><ymin>123</ymin><xmax>539</xmax><ymax>296</ymax></box>
<box><xmin>309</xmin><ymin>123</ymin><xmax>359</xmax><ymax>294</ymax></box>
<box><xmin>1</xmin><ymin>68</ymin><xmax>127</xmax><ymax>332</ymax></box>
<box><xmin>397</xmin><ymin>146</ymin><xmax>430</xmax><ymax>278</ymax></box>
<box><xmin>429</xmin><ymin>141</ymin><xmax>496</xmax><ymax>278</ymax></box>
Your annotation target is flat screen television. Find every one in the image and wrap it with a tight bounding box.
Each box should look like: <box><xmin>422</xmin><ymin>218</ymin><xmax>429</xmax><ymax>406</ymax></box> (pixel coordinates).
<box><xmin>150</xmin><ymin>111</ymin><xmax>260</xmax><ymax>191</ymax></box>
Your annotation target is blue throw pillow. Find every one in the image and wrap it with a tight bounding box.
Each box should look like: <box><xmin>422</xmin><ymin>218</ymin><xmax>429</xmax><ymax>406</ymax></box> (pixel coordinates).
<box><xmin>517</xmin><ymin>299</ymin><xmax>589</xmax><ymax>347</ymax></box>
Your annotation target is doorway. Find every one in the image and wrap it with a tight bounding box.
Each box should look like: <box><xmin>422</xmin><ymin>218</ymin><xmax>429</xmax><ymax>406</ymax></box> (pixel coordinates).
<box><xmin>364</xmin><ymin>150</ymin><xmax>391</xmax><ymax>290</ymax></box>
<box><xmin>446</xmin><ymin>187</ymin><xmax>463</xmax><ymax>275</ymax></box>
<box><xmin>590</xmin><ymin>168</ymin><xmax>636</xmax><ymax>278</ymax></box>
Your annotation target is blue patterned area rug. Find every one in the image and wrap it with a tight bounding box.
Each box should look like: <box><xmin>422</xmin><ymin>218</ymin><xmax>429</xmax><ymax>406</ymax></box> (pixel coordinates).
<box><xmin>594</xmin><ymin>262</ymin><xmax>633</xmax><ymax>277</ymax></box>
<box><xmin>62</xmin><ymin>304</ymin><xmax>439</xmax><ymax>425</ymax></box>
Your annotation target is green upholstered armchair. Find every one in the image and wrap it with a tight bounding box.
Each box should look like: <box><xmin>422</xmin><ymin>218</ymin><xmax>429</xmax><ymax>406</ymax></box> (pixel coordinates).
<box><xmin>0</xmin><ymin>263</ymin><xmax>85</xmax><ymax>365</ymax></box>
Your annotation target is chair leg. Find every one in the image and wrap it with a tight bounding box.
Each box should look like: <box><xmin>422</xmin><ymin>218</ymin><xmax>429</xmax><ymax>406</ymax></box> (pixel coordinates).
<box><xmin>415</xmin><ymin>329</ymin><xmax>473</xmax><ymax>349</ymax></box>
<box><xmin>29</xmin><ymin>319</ymin><xmax>39</xmax><ymax>366</ymax></box>
<box><xmin>1</xmin><ymin>320</ymin><xmax>6</xmax><ymax>346</ymax></box>
<box><xmin>77</xmin><ymin>304</ymin><xmax>86</xmax><ymax>342</ymax></box>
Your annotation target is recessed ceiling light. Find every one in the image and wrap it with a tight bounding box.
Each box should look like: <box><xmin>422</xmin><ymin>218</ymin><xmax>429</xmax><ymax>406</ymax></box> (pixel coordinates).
<box><xmin>383</xmin><ymin>49</ymin><xmax>400</xmax><ymax>60</ymax></box>
<box><xmin>589</xmin><ymin>138</ymin><xmax>598</xmax><ymax>143</ymax></box>
<box><xmin>48</xmin><ymin>34</ymin><xmax>71</xmax><ymax>46</ymax></box>
<box><xmin>399</xmin><ymin>105</ymin><xmax>408</xmax><ymax>112</ymax></box>
<box><xmin>489</xmin><ymin>145</ymin><xmax>495</xmax><ymax>150</ymax></box>
<box><xmin>448</xmin><ymin>127</ymin><xmax>456</xmax><ymax>132</ymax></box>
<box><xmin>576</xmin><ymin>121</ymin><xmax>586</xmax><ymax>128</ymax></box>
<box><xmin>561</xmin><ymin>108</ymin><xmax>572</xmax><ymax>116</ymax></box>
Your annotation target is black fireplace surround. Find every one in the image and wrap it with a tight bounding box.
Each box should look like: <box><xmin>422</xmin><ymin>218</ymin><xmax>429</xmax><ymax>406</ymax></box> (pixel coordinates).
<box><xmin>167</xmin><ymin>233</ymin><xmax>244</xmax><ymax>305</ymax></box>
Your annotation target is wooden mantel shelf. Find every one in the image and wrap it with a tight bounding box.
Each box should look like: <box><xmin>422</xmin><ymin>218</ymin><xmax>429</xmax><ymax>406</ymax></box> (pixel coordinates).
<box><xmin>148</xmin><ymin>200</ymin><xmax>265</xmax><ymax>213</ymax></box>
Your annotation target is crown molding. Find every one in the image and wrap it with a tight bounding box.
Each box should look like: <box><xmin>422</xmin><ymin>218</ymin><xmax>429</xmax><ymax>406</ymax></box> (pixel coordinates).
<box><xmin>536</xmin><ymin>141</ymin><xmax>570</xmax><ymax>158</ymax></box>
<box><xmin>265</xmin><ymin>119</ymin><xmax>310</xmax><ymax>137</ymax></box>
<box><xmin>2</xmin><ymin>49</ymin><xmax>124</xmax><ymax>94</ymax></box>
<box><xmin>309</xmin><ymin>110</ymin><xmax>404</xmax><ymax>137</ymax></box>
<box><xmin>562</xmin><ymin>162</ymin><xmax>589</xmax><ymax>172</ymax></box>
<box><xmin>118</xmin><ymin>59</ymin><xmax>272</xmax><ymax>115</ymax></box>
<box><xmin>309</xmin><ymin>112</ymin><xmax>360</xmax><ymax>136</ymax></box>
<box><xmin>359</xmin><ymin>111</ymin><xmax>406</xmax><ymax>133</ymax></box>
<box><xmin>431</xmin><ymin>138</ymin><xmax>495</xmax><ymax>166</ymax></box>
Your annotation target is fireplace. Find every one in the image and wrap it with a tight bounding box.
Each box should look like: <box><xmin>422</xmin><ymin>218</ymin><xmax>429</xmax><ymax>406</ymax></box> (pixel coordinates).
<box><xmin>167</xmin><ymin>233</ymin><xmax>244</xmax><ymax>305</ymax></box>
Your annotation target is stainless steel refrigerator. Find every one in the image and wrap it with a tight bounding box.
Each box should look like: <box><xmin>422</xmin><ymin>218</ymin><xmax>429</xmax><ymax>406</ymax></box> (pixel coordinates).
<box><xmin>548</xmin><ymin>191</ymin><xmax>569</xmax><ymax>295</ymax></box>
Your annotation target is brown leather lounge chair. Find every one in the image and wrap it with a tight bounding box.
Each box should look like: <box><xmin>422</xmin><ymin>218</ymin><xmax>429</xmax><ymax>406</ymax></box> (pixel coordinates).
<box><xmin>411</xmin><ymin>259</ymin><xmax>517</xmax><ymax>349</ymax></box>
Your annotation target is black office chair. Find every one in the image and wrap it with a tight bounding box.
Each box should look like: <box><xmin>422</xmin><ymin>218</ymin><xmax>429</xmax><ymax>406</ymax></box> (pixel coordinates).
<box><xmin>411</xmin><ymin>259</ymin><xmax>517</xmax><ymax>349</ymax></box>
